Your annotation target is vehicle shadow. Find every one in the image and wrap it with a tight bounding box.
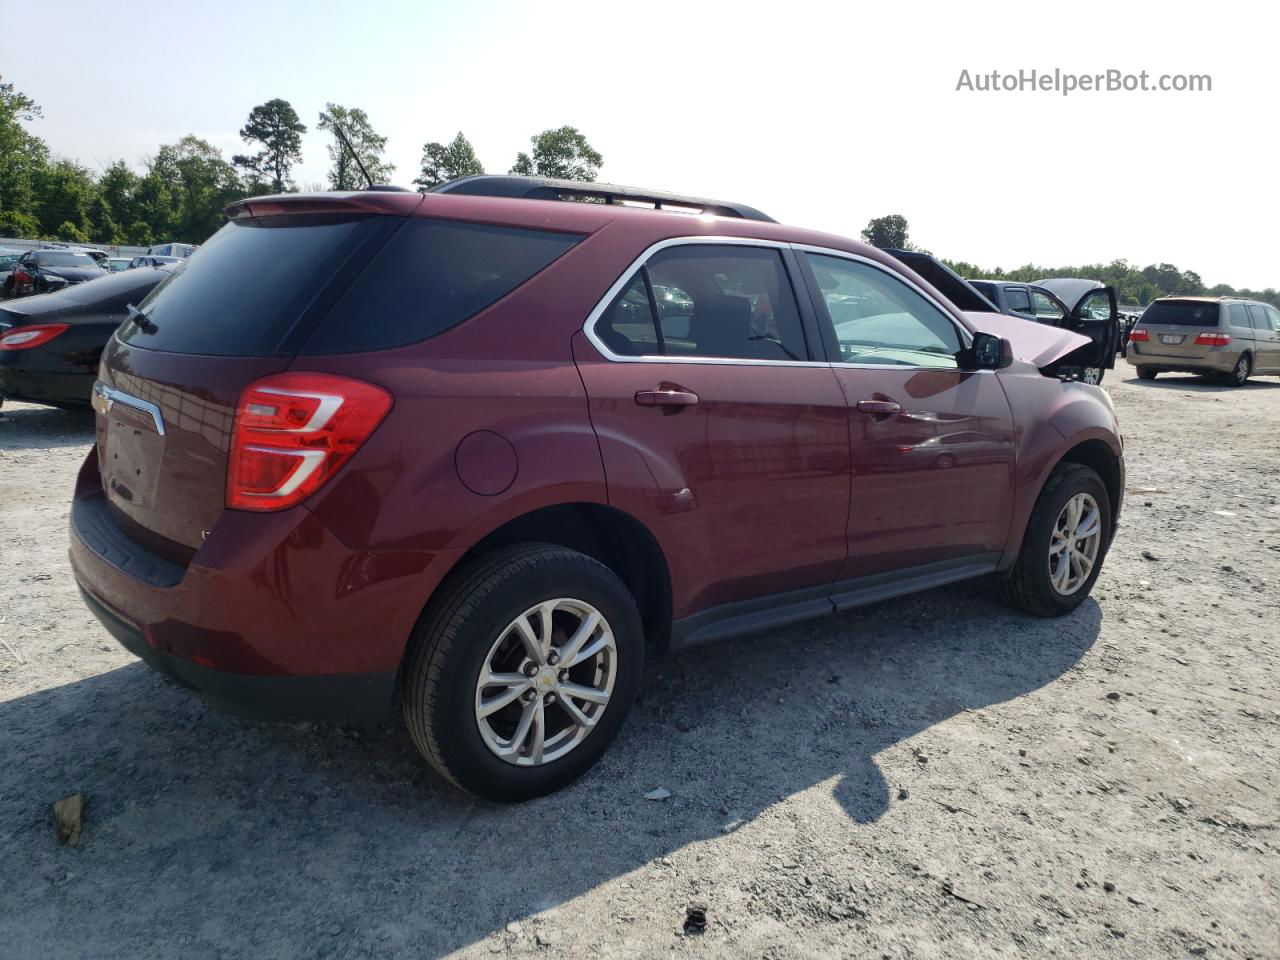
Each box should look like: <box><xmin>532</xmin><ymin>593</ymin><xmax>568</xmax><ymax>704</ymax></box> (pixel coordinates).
<box><xmin>0</xmin><ymin>402</ymin><xmax>95</xmax><ymax>451</ymax></box>
<box><xmin>1122</xmin><ymin>373</ymin><xmax>1280</xmax><ymax>392</ymax></box>
<box><xmin>0</xmin><ymin>585</ymin><xmax>1100</xmax><ymax>958</ymax></box>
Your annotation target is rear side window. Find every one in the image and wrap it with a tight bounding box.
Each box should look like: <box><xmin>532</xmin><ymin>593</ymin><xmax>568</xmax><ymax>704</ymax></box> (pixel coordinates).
<box><xmin>1003</xmin><ymin>287</ymin><xmax>1032</xmax><ymax>313</ymax></box>
<box><xmin>304</xmin><ymin>220</ymin><xmax>581</xmax><ymax>354</ymax></box>
<box><xmin>596</xmin><ymin>246</ymin><xmax>809</xmax><ymax>362</ymax></box>
<box><xmin>1228</xmin><ymin>304</ymin><xmax>1253</xmax><ymax>328</ymax></box>
<box><xmin>1246</xmin><ymin>304</ymin><xmax>1269</xmax><ymax>330</ymax></box>
<box><xmin>1141</xmin><ymin>301</ymin><xmax>1220</xmax><ymax>327</ymax></box>
<box><xmin>120</xmin><ymin>218</ymin><xmax>380</xmax><ymax>355</ymax></box>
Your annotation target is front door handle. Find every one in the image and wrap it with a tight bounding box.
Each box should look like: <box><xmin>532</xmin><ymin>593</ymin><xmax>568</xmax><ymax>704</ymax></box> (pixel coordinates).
<box><xmin>856</xmin><ymin>399</ymin><xmax>901</xmax><ymax>417</ymax></box>
<box><xmin>635</xmin><ymin>387</ymin><xmax>699</xmax><ymax>408</ymax></box>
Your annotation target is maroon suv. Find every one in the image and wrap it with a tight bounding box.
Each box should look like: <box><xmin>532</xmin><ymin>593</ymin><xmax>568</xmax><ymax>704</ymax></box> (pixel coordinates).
<box><xmin>70</xmin><ymin>176</ymin><xmax>1123</xmax><ymax>800</ymax></box>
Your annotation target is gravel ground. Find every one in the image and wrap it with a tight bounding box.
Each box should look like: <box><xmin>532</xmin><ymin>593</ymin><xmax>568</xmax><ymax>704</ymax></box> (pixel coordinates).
<box><xmin>1</xmin><ymin>372</ymin><xmax>1277</xmax><ymax>960</ymax></box>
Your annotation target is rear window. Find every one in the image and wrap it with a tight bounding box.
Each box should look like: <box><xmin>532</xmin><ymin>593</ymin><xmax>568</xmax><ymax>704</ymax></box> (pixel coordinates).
<box><xmin>301</xmin><ymin>219</ymin><xmax>582</xmax><ymax>354</ymax></box>
<box><xmin>1141</xmin><ymin>300</ymin><xmax>1220</xmax><ymax>327</ymax></box>
<box><xmin>37</xmin><ymin>252</ymin><xmax>98</xmax><ymax>268</ymax></box>
<box><xmin>119</xmin><ymin>217</ymin><xmax>381</xmax><ymax>355</ymax></box>
<box><xmin>56</xmin><ymin>266</ymin><xmax>169</xmax><ymax>308</ymax></box>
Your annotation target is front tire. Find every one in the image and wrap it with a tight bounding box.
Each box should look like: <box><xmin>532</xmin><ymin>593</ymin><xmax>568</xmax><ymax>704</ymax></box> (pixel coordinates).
<box><xmin>402</xmin><ymin>543</ymin><xmax>644</xmax><ymax>801</ymax></box>
<box><xmin>997</xmin><ymin>463</ymin><xmax>1112</xmax><ymax>617</ymax></box>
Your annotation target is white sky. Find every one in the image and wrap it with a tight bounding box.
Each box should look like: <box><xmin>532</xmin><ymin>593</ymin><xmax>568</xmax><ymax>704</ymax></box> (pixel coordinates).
<box><xmin>6</xmin><ymin>0</ymin><xmax>1276</xmax><ymax>289</ymax></box>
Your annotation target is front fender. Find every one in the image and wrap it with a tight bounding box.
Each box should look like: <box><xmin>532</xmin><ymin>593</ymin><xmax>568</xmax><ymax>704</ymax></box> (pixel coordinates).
<box><xmin>998</xmin><ymin>370</ymin><xmax>1123</xmax><ymax>564</ymax></box>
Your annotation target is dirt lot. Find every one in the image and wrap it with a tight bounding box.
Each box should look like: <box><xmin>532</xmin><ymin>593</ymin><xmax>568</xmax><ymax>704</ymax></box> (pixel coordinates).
<box><xmin>1</xmin><ymin>372</ymin><xmax>1277</xmax><ymax>960</ymax></box>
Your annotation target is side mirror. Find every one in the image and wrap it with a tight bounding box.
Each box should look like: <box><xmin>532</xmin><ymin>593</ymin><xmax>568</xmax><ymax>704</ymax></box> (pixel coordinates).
<box><xmin>969</xmin><ymin>331</ymin><xmax>1012</xmax><ymax>370</ymax></box>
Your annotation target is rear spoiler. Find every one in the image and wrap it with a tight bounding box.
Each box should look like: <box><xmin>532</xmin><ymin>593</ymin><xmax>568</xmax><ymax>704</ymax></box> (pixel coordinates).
<box><xmin>881</xmin><ymin>249</ymin><xmax>998</xmax><ymax>314</ymax></box>
<box><xmin>225</xmin><ymin>191</ymin><xmax>423</xmax><ymax>221</ymax></box>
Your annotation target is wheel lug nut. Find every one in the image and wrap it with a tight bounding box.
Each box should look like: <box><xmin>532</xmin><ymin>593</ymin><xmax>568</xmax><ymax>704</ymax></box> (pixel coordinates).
<box><xmin>522</xmin><ymin>690</ymin><xmax>536</xmax><ymax>702</ymax></box>
<box><xmin>558</xmin><ymin>671</ymin><xmax>567</xmax><ymax>682</ymax></box>
<box><xmin>544</xmin><ymin>693</ymin><xmax>555</xmax><ymax>704</ymax></box>
<box><xmin>548</xmin><ymin>652</ymin><xmax>560</xmax><ymax>666</ymax></box>
<box><xmin>524</xmin><ymin>663</ymin><xmax>538</xmax><ymax>677</ymax></box>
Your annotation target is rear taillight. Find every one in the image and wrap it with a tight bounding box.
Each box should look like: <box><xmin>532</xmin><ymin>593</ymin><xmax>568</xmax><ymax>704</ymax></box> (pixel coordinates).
<box><xmin>0</xmin><ymin>323</ymin><xmax>70</xmax><ymax>351</ymax></box>
<box><xmin>1194</xmin><ymin>331</ymin><xmax>1232</xmax><ymax>346</ymax></box>
<box><xmin>13</xmin><ymin>269</ymin><xmax>33</xmax><ymax>285</ymax></box>
<box><xmin>1128</xmin><ymin>328</ymin><xmax>1149</xmax><ymax>342</ymax></box>
<box><xmin>226</xmin><ymin>372</ymin><xmax>392</xmax><ymax>511</ymax></box>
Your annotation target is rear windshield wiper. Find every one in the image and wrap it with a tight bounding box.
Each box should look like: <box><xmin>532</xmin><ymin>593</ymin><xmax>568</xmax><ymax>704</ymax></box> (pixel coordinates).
<box><xmin>126</xmin><ymin>303</ymin><xmax>157</xmax><ymax>333</ymax></box>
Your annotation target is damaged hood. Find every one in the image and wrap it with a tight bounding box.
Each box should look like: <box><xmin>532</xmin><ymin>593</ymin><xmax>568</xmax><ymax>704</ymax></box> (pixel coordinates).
<box><xmin>964</xmin><ymin>311</ymin><xmax>1092</xmax><ymax>368</ymax></box>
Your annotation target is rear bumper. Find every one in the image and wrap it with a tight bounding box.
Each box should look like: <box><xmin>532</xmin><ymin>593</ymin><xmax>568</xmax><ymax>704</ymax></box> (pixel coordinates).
<box><xmin>69</xmin><ymin>453</ymin><xmax>458</xmax><ymax>723</ymax></box>
<box><xmin>78</xmin><ymin>586</ymin><xmax>396</xmax><ymax>722</ymax></box>
<box><xmin>1126</xmin><ymin>348</ymin><xmax>1236</xmax><ymax>373</ymax></box>
<box><xmin>0</xmin><ymin>364</ymin><xmax>93</xmax><ymax>406</ymax></box>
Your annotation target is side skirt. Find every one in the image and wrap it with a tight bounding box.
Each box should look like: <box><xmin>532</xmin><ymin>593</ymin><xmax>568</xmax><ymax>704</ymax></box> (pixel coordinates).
<box><xmin>668</xmin><ymin>554</ymin><xmax>1001</xmax><ymax>655</ymax></box>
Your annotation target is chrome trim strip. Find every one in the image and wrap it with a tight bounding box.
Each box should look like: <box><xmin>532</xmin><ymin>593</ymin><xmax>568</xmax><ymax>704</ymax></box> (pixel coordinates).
<box><xmin>92</xmin><ymin>381</ymin><xmax>166</xmax><ymax>436</ymax></box>
<box><xmin>579</xmin><ymin>235</ymin><xmax>973</xmax><ymax>370</ymax></box>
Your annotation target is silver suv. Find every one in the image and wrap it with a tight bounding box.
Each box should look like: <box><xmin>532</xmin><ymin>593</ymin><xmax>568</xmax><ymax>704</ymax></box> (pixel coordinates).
<box><xmin>1127</xmin><ymin>297</ymin><xmax>1280</xmax><ymax>386</ymax></box>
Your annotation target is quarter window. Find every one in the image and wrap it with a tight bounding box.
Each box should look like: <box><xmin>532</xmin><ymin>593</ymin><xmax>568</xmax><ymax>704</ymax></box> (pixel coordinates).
<box><xmin>805</xmin><ymin>254</ymin><xmax>962</xmax><ymax>368</ymax></box>
<box><xmin>594</xmin><ymin>245</ymin><xmax>809</xmax><ymax>362</ymax></box>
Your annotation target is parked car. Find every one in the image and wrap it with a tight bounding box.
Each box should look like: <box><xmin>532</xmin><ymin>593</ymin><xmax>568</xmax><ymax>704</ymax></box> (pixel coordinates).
<box><xmin>965</xmin><ymin>277</ymin><xmax>1120</xmax><ymax>384</ymax></box>
<box><xmin>878</xmin><ymin>252</ymin><xmax>1117</xmax><ymax>382</ymax></box>
<box><xmin>0</xmin><ymin>249</ymin><xmax>22</xmax><ymax>276</ymax></box>
<box><xmin>71</xmin><ymin>176</ymin><xmax>1124</xmax><ymax>801</ymax></box>
<box><xmin>146</xmin><ymin>242</ymin><xmax>196</xmax><ymax>259</ymax></box>
<box><xmin>128</xmin><ymin>255</ymin><xmax>182</xmax><ymax>269</ymax></box>
<box><xmin>2</xmin><ymin>249</ymin><xmax>107</xmax><ymax>298</ymax></box>
<box><xmin>107</xmin><ymin>258</ymin><xmax>133</xmax><ymax>273</ymax></box>
<box><xmin>0</xmin><ymin>265</ymin><xmax>175</xmax><ymax>408</ymax></box>
<box><xmin>1126</xmin><ymin>297</ymin><xmax>1280</xmax><ymax>385</ymax></box>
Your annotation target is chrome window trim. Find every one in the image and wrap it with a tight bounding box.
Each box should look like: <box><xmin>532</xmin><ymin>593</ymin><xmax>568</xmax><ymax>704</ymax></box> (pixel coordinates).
<box><xmin>91</xmin><ymin>380</ymin><xmax>166</xmax><ymax>436</ymax></box>
<box><xmin>580</xmin><ymin>236</ymin><xmax>831</xmax><ymax>368</ymax></box>
<box><xmin>581</xmin><ymin>236</ymin><xmax>976</xmax><ymax>371</ymax></box>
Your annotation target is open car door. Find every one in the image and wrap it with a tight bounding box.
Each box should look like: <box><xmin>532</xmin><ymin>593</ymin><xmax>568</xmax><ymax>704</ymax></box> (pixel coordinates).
<box><xmin>1035</xmin><ymin>278</ymin><xmax>1120</xmax><ymax>384</ymax></box>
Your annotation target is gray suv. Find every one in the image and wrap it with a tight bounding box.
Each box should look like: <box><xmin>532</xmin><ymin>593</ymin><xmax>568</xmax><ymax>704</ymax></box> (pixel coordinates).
<box><xmin>1127</xmin><ymin>297</ymin><xmax>1280</xmax><ymax>386</ymax></box>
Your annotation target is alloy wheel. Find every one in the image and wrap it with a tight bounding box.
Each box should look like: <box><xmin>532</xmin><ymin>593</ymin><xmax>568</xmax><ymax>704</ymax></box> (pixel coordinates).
<box><xmin>1048</xmin><ymin>492</ymin><xmax>1102</xmax><ymax>596</ymax></box>
<box><xmin>474</xmin><ymin>598</ymin><xmax>617</xmax><ymax>766</ymax></box>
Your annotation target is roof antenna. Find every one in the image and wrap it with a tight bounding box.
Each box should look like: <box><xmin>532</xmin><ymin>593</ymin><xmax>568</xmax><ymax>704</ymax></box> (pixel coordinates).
<box><xmin>331</xmin><ymin>121</ymin><xmax>373</xmax><ymax>188</ymax></box>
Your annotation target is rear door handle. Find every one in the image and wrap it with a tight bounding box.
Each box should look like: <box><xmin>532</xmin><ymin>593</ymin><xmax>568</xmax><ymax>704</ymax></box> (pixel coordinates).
<box><xmin>635</xmin><ymin>387</ymin><xmax>699</xmax><ymax>408</ymax></box>
<box><xmin>856</xmin><ymin>399</ymin><xmax>901</xmax><ymax>417</ymax></box>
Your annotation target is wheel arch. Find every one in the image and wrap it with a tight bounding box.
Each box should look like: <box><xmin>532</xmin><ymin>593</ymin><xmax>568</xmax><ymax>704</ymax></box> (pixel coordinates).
<box><xmin>421</xmin><ymin>502</ymin><xmax>674</xmax><ymax>659</ymax></box>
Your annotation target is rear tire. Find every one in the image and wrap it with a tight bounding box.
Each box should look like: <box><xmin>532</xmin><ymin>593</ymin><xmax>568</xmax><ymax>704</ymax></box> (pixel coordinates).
<box><xmin>997</xmin><ymin>463</ymin><xmax>1112</xmax><ymax>617</ymax></box>
<box><xmin>1224</xmin><ymin>353</ymin><xmax>1251</xmax><ymax>387</ymax></box>
<box><xmin>1136</xmin><ymin>367</ymin><xmax>1158</xmax><ymax>381</ymax></box>
<box><xmin>402</xmin><ymin>543</ymin><xmax>644</xmax><ymax>801</ymax></box>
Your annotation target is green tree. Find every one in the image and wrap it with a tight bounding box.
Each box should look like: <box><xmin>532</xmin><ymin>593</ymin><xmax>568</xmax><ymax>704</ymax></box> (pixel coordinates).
<box><xmin>0</xmin><ymin>209</ymin><xmax>39</xmax><ymax>238</ymax></box>
<box><xmin>317</xmin><ymin>104</ymin><xmax>395</xmax><ymax>189</ymax></box>
<box><xmin>33</xmin><ymin>159</ymin><xmax>97</xmax><ymax>237</ymax></box>
<box><xmin>414</xmin><ymin>131</ymin><xmax>483</xmax><ymax>191</ymax></box>
<box><xmin>140</xmin><ymin>135</ymin><xmax>242</xmax><ymax>242</ymax></box>
<box><xmin>125</xmin><ymin>220</ymin><xmax>154</xmax><ymax>247</ymax></box>
<box><xmin>98</xmin><ymin>160</ymin><xmax>141</xmax><ymax>229</ymax></box>
<box><xmin>509</xmin><ymin>126</ymin><xmax>602</xmax><ymax>181</ymax></box>
<box><xmin>861</xmin><ymin>214</ymin><xmax>910</xmax><ymax>249</ymax></box>
<box><xmin>232</xmin><ymin>98</ymin><xmax>307</xmax><ymax>194</ymax></box>
<box><xmin>0</xmin><ymin>75</ymin><xmax>49</xmax><ymax>225</ymax></box>
<box><xmin>56</xmin><ymin>220</ymin><xmax>90</xmax><ymax>243</ymax></box>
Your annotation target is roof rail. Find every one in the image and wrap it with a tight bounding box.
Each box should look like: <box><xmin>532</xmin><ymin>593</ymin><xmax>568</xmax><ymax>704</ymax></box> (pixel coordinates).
<box><xmin>430</xmin><ymin>175</ymin><xmax>775</xmax><ymax>222</ymax></box>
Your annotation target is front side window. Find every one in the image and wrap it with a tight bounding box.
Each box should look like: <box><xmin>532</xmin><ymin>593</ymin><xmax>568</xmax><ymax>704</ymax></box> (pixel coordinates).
<box><xmin>1077</xmin><ymin>290</ymin><xmax>1113</xmax><ymax>321</ymax></box>
<box><xmin>594</xmin><ymin>245</ymin><xmax>808</xmax><ymax>362</ymax></box>
<box><xmin>1264</xmin><ymin>306</ymin><xmax>1280</xmax><ymax>331</ymax></box>
<box><xmin>1003</xmin><ymin>287</ymin><xmax>1032</xmax><ymax>313</ymax></box>
<box><xmin>1030</xmin><ymin>290</ymin><xmax>1066</xmax><ymax>321</ymax></box>
<box><xmin>806</xmin><ymin>253</ymin><xmax>962</xmax><ymax>368</ymax></box>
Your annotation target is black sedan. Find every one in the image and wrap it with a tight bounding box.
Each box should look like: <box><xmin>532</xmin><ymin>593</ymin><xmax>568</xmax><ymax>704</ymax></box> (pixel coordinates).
<box><xmin>0</xmin><ymin>265</ymin><xmax>174</xmax><ymax>408</ymax></box>
<box><xmin>2</xmin><ymin>249</ymin><xmax>108</xmax><ymax>299</ymax></box>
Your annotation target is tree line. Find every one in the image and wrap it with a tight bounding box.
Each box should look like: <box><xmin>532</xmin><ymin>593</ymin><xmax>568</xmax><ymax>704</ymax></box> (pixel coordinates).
<box><xmin>861</xmin><ymin>214</ymin><xmax>1278</xmax><ymax>309</ymax></box>
<box><xmin>0</xmin><ymin>76</ymin><xmax>603</xmax><ymax>247</ymax></box>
